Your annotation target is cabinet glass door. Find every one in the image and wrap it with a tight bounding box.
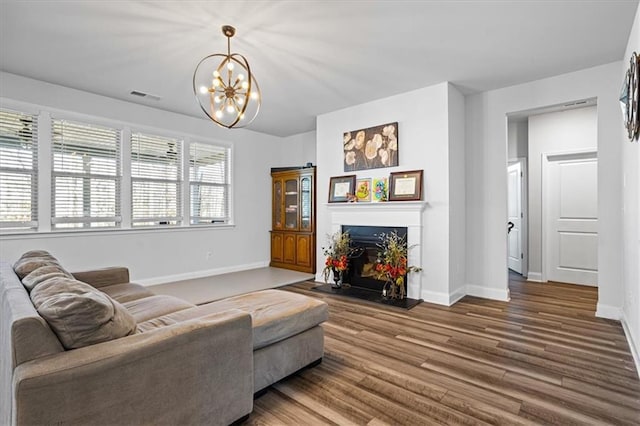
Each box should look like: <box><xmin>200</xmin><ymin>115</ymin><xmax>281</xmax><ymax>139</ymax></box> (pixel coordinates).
<box><xmin>273</xmin><ymin>180</ymin><xmax>283</xmax><ymax>229</ymax></box>
<box><xmin>300</xmin><ymin>176</ymin><xmax>312</xmax><ymax>231</ymax></box>
<box><xmin>284</xmin><ymin>178</ymin><xmax>298</xmax><ymax>230</ymax></box>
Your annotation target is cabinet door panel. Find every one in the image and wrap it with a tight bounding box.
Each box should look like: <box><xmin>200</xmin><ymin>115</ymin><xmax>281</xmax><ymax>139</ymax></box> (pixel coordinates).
<box><xmin>283</xmin><ymin>234</ymin><xmax>296</xmax><ymax>264</ymax></box>
<box><xmin>273</xmin><ymin>179</ymin><xmax>283</xmax><ymax>230</ymax></box>
<box><xmin>300</xmin><ymin>175</ymin><xmax>313</xmax><ymax>232</ymax></box>
<box><xmin>296</xmin><ymin>234</ymin><xmax>312</xmax><ymax>268</ymax></box>
<box><xmin>271</xmin><ymin>233</ymin><xmax>284</xmax><ymax>262</ymax></box>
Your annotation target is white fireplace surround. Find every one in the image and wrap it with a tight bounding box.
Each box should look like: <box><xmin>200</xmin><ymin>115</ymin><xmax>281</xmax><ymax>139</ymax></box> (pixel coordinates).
<box><xmin>326</xmin><ymin>201</ymin><xmax>427</xmax><ymax>300</ymax></box>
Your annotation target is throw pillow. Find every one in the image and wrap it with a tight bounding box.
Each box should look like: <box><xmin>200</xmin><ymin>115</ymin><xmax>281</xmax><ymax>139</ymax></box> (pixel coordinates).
<box><xmin>13</xmin><ymin>251</ymin><xmax>66</xmax><ymax>280</ymax></box>
<box><xmin>31</xmin><ymin>276</ymin><xmax>137</xmax><ymax>349</ymax></box>
<box><xmin>21</xmin><ymin>265</ymin><xmax>74</xmax><ymax>292</ymax></box>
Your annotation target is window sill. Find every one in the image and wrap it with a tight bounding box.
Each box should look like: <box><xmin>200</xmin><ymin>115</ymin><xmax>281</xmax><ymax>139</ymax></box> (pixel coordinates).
<box><xmin>0</xmin><ymin>223</ymin><xmax>236</xmax><ymax>240</ymax></box>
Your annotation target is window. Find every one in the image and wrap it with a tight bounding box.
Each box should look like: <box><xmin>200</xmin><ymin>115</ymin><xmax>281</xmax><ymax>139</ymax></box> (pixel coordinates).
<box><xmin>52</xmin><ymin>119</ymin><xmax>121</xmax><ymax>228</ymax></box>
<box><xmin>0</xmin><ymin>109</ymin><xmax>38</xmax><ymax>230</ymax></box>
<box><xmin>189</xmin><ymin>142</ymin><xmax>230</xmax><ymax>224</ymax></box>
<box><xmin>131</xmin><ymin>132</ymin><xmax>182</xmax><ymax>226</ymax></box>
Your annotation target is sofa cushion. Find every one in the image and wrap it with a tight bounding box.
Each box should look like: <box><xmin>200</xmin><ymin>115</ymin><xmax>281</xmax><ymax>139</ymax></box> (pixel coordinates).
<box><xmin>13</xmin><ymin>251</ymin><xmax>70</xmax><ymax>280</ymax></box>
<box><xmin>136</xmin><ymin>290</ymin><xmax>328</xmax><ymax>350</ymax></box>
<box><xmin>100</xmin><ymin>283</ymin><xmax>155</xmax><ymax>303</ymax></box>
<box><xmin>30</xmin><ymin>277</ymin><xmax>136</xmax><ymax>349</ymax></box>
<box><xmin>123</xmin><ymin>295</ymin><xmax>194</xmax><ymax>323</ymax></box>
<box><xmin>21</xmin><ymin>265</ymin><xmax>74</xmax><ymax>292</ymax></box>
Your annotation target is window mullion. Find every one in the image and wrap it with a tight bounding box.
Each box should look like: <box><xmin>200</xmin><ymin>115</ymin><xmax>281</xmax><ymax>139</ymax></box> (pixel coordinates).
<box><xmin>38</xmin><ymin>111</ymin><xmax>52</xmax><ymax>232</ymax></box>
<box><xmin>182</xmin><ymin>138</ymin><xmax>190</xmax><ymax>227</ymax></box>
<box><xmin>121</xmin><ymin>127</ymin><xmax>132</xmax><ymax>228</ymax></box>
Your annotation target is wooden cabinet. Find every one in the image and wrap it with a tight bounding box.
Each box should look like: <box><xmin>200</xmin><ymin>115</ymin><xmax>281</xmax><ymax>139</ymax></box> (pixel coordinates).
<box><xmin>270</xmin><ymin>167</ymin><xmax>316</xmax><ymax>273</ymax></box>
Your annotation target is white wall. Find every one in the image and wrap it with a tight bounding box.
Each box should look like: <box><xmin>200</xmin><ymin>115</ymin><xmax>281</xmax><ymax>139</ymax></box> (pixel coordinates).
<box><xmin>507</xmin><ymin>120</ymin><xmax>528</xmax><ymax>160</ymax></box>
<box><xmin>281</xmin><ymin>130</ymin><xmax>317</xmax><ymax>167</ymax></box>
<box><xmin>465</xmin><ymin>62</ymin><xmax>623</xmax><ymax>310</ymax></box>
<box><xmin>448</xmin><ymin>83</ymin><xmax>467</xmax><ymax>301</ymax></box>
<box><xmin>0</xmin><ymin>72</ymin><xmax>305</xmax><ymax>284</ymax></box>
<box><xmin>316</xmin><ymin>82</ymin><xmax>464</xmax><ymax>304</ymax></box>
<box><xmin>621</xmin><ymin>5</ymin><xmax>640</xmax><ymax>373</ymax></box>
<box><xmin>527</xmin><ymin>106</ymin><xmax>598</xmax><ymax>280</ymax></box>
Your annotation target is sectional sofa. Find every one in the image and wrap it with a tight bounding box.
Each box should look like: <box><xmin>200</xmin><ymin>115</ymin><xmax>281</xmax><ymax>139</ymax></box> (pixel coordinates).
<box><xmin>0</xmin><ymin>251</ymin><xmax>328</xmax><ymax>425</ymax></box>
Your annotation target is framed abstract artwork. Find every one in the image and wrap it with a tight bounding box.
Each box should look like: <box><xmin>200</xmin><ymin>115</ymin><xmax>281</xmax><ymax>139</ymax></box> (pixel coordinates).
<box><xmin>371</xmin><ymin>177</ymin><xmax>388</xmax><ymax>202</ymax></box>
<box><xmin>343</xmin><ymin>122</ymin><xmax>398</xmax><ymax>171</ymax></box>
<box><xmin>355</xmin><ymin>178</ymin><xmax>371</xmax><ymax>202</ymax></box>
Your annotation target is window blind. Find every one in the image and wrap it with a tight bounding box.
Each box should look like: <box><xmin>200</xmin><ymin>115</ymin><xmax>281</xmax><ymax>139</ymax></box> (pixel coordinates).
<box><xmin>189</xmin><ymin>142</ymin><xmax>230</xmax><ymax>224</ymax></box>
<box><xmin>131</xmin><ymin>132</ymin><xmax>182</xmax><ymax>226</ymax></box>
<box><xmin>51</xmin><ymin>119</ymin><xmax>121</xmax><ymax>228</ymax></box>
<box><xmin>0</xmin><ymin>109</ymin><xmax>38</xmax><ymax>230</ymax></box>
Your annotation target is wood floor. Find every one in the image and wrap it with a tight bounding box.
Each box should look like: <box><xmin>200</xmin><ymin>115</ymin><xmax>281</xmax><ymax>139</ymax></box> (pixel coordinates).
<box><xmin>248</xmin><ymin>276</ymin><xmax>640</xmax><ymax>425</ymax></box>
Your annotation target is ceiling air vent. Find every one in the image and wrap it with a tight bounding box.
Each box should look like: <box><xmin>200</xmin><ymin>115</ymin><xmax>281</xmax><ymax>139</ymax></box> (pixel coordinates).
<box><xmin>129</xmin><ymin>90</ymin><xmax>161</xmax><ymax>101</ymax></box>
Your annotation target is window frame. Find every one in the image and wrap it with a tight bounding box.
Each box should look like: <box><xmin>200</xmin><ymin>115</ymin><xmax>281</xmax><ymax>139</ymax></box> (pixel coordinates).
<box><xmin>0</xmin><ymin>100</ymin><xmax>235</xmax><ymax>236</ymax></box>
<box><xmin>188</xmin><ymin>140</ymin><xmax>232</xmax><ymax>226</ymax></box>
<box><xmin>50</xmin><ymin>116</ymin><xmax>123</xmax><ymax>229</ymax></box>
<box><xmin>0</xmin><ymin>107</ymin><xmax>39</xmax><ymax>231</ymax></box>
<box><xmin>130</xmin><ymin>130</ymin><xmax>184</xmax><ymax>227</ymax></box>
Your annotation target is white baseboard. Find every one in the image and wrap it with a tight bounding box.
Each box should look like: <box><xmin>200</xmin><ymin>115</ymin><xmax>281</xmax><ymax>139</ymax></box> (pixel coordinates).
<box><xmin>137</xmin><ymin>261</ymin><xmax>270</xmax><ymax>286</ymax></box>
<box><xmin>621</xmin><ymin>314</ymin><xmax>640</xmax><ymax>380</ymax></box>
<box><xmin>421</xmin><ymin>289</ymin><xmax>453</xmax><ymax>306</ymax></box>
<box><xmin>448</xmin><ymin>286</ymin><xmax>467</xmax><ymax>306</ymax></box>
<box><xmin>466</xmin><ymin>284</ymin><xmax>511</xmax><ymax>302</ymax></box>
<box><xmin>527</xmin><ymin>271</ymin><xmax>543</xmax><ymax>282</ymax></box>
<box><xmin>595</xmin><ymin>303</ymin><xmax>623</xmax><ymax>320</ymax></box>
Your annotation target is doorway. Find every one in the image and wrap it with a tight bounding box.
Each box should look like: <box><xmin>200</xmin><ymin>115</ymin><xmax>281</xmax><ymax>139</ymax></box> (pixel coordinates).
<box><xmin>507</xmin><ymin>159</ymin><xmax>527</xmax><ymax>277</ymax></box>
<box><xmin>506</xmin><ymin>99</ymin><xmax>598</xmax><ymax>288</ymax></box>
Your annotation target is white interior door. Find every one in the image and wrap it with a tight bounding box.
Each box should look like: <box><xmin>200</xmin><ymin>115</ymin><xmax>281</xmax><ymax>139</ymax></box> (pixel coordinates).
<box><xmin>507</xmin><ymin>162</ymin><xmax>523</xmax><ymax>274</ymax></box>
<box><xmin>545</xmin><ymin>152</ymin><xmax>598</xmax><ymax>286</ymax></box>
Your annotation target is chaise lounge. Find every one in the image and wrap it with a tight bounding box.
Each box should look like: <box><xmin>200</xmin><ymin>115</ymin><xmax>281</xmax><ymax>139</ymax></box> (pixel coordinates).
<box><xmin>0</xmin><ymin>251</ymin><xmax>328</xmax><ymax>425</ymax></box>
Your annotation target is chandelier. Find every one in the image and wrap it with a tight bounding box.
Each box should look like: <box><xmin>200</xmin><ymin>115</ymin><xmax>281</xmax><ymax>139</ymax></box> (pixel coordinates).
<box><xmin>193</xmin><ymin>25</ymin><xmax>261</xmax><ymax>129</ymax></box>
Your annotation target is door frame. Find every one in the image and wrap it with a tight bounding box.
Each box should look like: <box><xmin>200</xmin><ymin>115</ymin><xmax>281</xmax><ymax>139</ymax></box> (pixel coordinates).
<box><xmin>541</xmin><ymin>148</ymin><xmax>597</xmax><ymax>284</ymax></box>
<box><xmin>507</xmin><ymin>157</ymin><xmax>528</xmax><ymax>278</ymax></box>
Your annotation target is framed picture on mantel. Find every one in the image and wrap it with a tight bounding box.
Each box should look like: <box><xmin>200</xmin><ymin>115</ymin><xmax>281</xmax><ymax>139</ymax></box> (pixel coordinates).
<box><xmin>389</xmin><ymin>170</ymin><xmax>423</xmax><ymax>201</ymax></box>
<box><xmin>328</xmin><ymin>175</ymin><xmax>356</xmax><ymax>203</ymax></box>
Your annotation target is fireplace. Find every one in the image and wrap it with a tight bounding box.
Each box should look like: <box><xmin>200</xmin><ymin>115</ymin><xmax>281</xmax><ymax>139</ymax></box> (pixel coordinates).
<box><xmin>320</xmin><ymin>201</ymin><xmax>427</xmax><ymax>308</ymax></box>
<box><xmin>341</xmin><ymin>225</ymin><xmax>407</xmax><ymax>292</ymax></box>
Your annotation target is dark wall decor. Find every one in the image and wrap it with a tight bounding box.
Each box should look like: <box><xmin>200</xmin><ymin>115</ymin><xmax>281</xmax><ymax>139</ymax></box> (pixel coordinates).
<box><xmin>343</xmin><ymin>122</ymin><xmax>398</xmax><ymax>171</ymax></box>
<box><xmin>621</xmin><ymin>51</ymin><xmax>639</xmax><ymax>142</ymax></box>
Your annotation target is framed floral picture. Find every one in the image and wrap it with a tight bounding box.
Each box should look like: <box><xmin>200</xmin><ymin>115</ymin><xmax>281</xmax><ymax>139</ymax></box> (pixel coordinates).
<box><xmin>355</xmin><ymin>178</ymin><xmax>371</xmax><ymax>202</ymax></box>
<box><xmin>343</xmin><ymin>122</ymin><xmax>398</xmax><ymax>171</ymax></box>
<box><xmin>371</xmin><ymin>177</ymin><xmax>388</xmax><ymax>202</ymax></box>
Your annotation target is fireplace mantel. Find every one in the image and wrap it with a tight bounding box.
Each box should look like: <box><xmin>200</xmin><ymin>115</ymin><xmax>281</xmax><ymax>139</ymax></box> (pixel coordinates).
<box><xmin>325</xmin><ymin>201</ymin><xmax>428</xmax><ymax>212</ymax></box>
<box><xmin>326</xmin><ymin>201</ymin><xmax>426</xmax><ymax>300</ymax></box>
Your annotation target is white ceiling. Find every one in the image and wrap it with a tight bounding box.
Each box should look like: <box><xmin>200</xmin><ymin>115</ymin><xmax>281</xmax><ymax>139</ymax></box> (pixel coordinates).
<box><xmin>1</xmin><ymin>1</ymin><xmax>637</xmax><ymax>137</ymax></box>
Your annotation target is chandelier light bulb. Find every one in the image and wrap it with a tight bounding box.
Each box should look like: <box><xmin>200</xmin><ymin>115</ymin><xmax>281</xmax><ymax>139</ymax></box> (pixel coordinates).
<box><xmin>193</xmin><ymin>24</ymin><xmax>261</xmax><ymax>129</ymax></box>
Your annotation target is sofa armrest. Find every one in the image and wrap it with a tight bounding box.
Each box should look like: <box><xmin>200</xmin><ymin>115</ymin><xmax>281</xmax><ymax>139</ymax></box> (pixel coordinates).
<box><xmin>72</xmin><ymin>266</ymin><xmax>130</xmax><ymax>288</ymax></box>
<box><xmin>13</xmin><ymin>309</ymin><xmax>253</xmax><ymax>426</ymax></box>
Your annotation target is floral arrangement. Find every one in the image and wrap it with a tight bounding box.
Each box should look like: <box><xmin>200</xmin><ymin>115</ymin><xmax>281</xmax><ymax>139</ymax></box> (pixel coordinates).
<box><xmin>374</xmin><ymin>231</ymin><xmax>421</xmax><ymax>299</ymax></box>
<box><xmin>322</xmin><ymin>231</ymin><xmax>360</xmax><ymax>283</ymax></box>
